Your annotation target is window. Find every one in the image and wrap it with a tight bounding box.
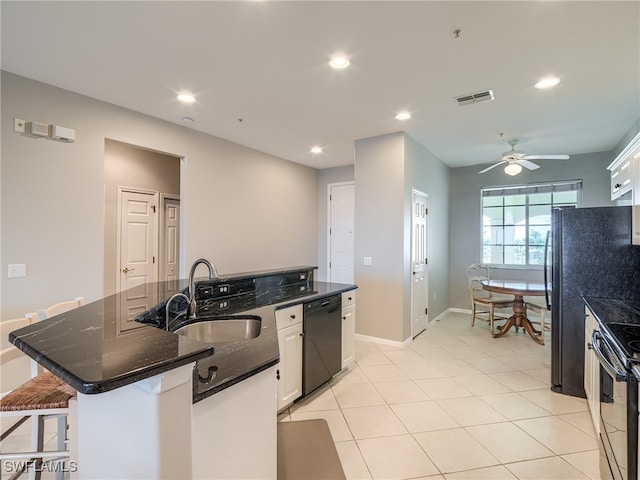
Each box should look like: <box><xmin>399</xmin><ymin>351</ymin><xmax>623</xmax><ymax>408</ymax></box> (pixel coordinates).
<box><xmin>482</xmin><ymin>180</ymin><xmax>581</xmax><ymax>265</ymax></box>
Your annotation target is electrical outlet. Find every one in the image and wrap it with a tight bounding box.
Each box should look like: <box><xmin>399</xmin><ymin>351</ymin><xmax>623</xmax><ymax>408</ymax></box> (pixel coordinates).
<box><xmin>14</xmin><ymin>118</ymin><xmax>26</xmax><ymax>133</ymax></box>
<box><xmin>8</xmin><ymin>263</ymin><xmax>26</xmax><ymax>278</ymax></box>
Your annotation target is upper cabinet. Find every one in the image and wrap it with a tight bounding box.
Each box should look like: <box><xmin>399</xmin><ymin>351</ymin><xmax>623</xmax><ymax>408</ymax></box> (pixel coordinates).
<box><xmin>607</xmin><ymin>132</ymin><xmax>640</xmax><ymax>245</ymax></box>
<box><xmin>608</xmin><ymin>133</ymin><xmax>640</xmax><ymax>200</ymax></box>
<box><xmin>608</xmin><ymin>156</ymin><xmax>632</xmax><ymax>200</ymax></box>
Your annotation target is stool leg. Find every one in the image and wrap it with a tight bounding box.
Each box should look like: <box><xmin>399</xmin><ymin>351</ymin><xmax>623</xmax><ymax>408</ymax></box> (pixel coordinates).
<box><xmin>54</xmin><ymin>416</ymin><xmax>67</xmax><ymax>480</ymax></box>
<box><xmin>31</xmin><ymin>414</ymin><xmax>44</xmax><ymax>480</ymax></box>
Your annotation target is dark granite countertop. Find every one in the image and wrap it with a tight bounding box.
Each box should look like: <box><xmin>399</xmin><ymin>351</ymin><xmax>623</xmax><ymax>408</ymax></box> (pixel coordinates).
<box><xmin>8</xmin><ymin>266</ymin><xmax>357</xmax><ymax>403</ymax></box>
<box><xmin>583</xmin><ymin>296</ymin><xmax>640</xmax><ymax>327</ymax></box>
<box><xmin>8</xmin><ymin>285</ymin><xmax>215</xmax><ymax>394</ymax></box>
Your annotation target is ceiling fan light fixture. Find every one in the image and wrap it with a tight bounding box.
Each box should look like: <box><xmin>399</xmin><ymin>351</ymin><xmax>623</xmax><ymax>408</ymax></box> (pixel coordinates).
<box><xmin>534</xmin><ymin>77</ymin><xmax>561</xmax><ymax>89</ymax></box>
<box><xmin>504</xmin><ymin>163</ymin><xmax>523</xmax><ymax>176</ymax></box>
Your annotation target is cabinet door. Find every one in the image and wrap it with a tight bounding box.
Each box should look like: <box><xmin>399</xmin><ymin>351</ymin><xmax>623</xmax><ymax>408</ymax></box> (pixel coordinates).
<box><xmin>611</xmin><ymin>160</ymin><xmax>632</xmax><ymax>200</ymax></box>
<box><xmin>342</xmin><ymin>304</ymin><xmax>356</xmax><ymax>369</ymax></box>
<box><xmin>633</xmin><ymin>154</ymin><xmax>640</xmax><ymax>245</ymax></box>
<box><xmin>277</xmin><ymin>323</ymin><xmax>303</xmax><ymax>411</ymax></box>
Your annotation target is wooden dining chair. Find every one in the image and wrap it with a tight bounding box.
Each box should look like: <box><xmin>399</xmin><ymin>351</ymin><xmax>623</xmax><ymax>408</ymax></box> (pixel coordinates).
<box><xmin>467</xmin><ymin>264</ymin><xmax>514</xmax><ymax>335</ymax></box>
<box><xmin>525</xmin><ymin>300</ymin><xmax>550</xmax><ymax>345</ymax></box>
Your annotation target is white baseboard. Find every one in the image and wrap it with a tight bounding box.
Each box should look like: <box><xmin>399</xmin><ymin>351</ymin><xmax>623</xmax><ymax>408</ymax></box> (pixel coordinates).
<box><xmin>445</xmin><ymin>307</ymin><xmax>472</xmax><ymax>315</ymax></box>
<box><xmin>354</xmin><ymin>333</ymin><xmax>412</xmax><ymax>348</ymax></box>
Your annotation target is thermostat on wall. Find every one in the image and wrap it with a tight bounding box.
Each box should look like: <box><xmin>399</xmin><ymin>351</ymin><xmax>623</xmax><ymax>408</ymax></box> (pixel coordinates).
<box><xmin>29</xmin><ymin>121</ymin><xmax>49</xmax><ymax>137</ymax></box>
<box><xmin>51</xmin><ymin>125</ymin><xmax>76</xmax><ymax>142</ymax></box>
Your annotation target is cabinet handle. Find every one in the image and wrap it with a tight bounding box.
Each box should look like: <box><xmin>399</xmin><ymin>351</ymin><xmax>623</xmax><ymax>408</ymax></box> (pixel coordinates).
<box><xmin>615</xmin><ymin>183</ymin><xmax>622</xmax><ymax>189</ymax></box>
<box><xmin>299</xmin><ymin>332</ymin><xmax>304</xmax><ymax>338</ymax></box>
<box><xmin>276</xmin><ymin>369</ymin><xmax>280</xmax><ymax>380</ymax></box>
<box><xmin>290</xmin><ymin>314</ymin><xmax>296</xmax><ymax>319</ymax></box>
<box><xmin>348</xmin><ymin>297</ymin><xmax>352</xmax><ymax>301</ymax></box>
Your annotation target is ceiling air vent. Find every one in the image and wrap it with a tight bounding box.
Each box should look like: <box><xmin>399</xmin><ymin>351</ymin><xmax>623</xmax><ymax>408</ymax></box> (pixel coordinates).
<box><xmin>455</xmin><ymin>89</ymin><xmax>495</xmax><ymax>106</ymax></box>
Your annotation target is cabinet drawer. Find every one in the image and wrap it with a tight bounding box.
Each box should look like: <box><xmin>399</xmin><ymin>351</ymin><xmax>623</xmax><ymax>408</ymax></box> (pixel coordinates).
<box><xmin>275</xmin><ymin>304</ymin><xmax>303</xmax><ymax>330</ymax></box>
<box><xmin>342</xmin><ymin>290</ymin><xmax>356</xmax><ymax>308</ymax></box>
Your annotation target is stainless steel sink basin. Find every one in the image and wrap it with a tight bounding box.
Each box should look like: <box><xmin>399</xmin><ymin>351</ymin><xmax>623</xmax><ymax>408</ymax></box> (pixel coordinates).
<box><xmin>172</xmin><ymin>315</ymin><xmax>261</xmax><ymax>344</ymax></box>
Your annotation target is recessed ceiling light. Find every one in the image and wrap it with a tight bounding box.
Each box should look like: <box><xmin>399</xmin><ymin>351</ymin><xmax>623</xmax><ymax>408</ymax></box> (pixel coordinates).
<box><xmin>329</xmin><ymin>55</ymin><xmax>350</xmax><ymax>69</ymax></box>
<box><xmin>181</xmin><ymin>116</ymin><xmax>194</xmax><ymax>123</ymax></box>
<box><xmin>395</xmin><ymin>111</ymin><xmax>411</xmax><ymax>121</ymax></box>
<box><xmin>177</xmin><ymin>93</ymin><xmax>196</xmax><ymax>103</ymax></box>
<box><xmin>310</xmin><ymin>146</ymin><xmax>323</xmax><ymax>154</ymax></box>
<box><xmin>534</xmin><ymin>77</ymin><xmax>561</xmax><ymax>89</ymax></box>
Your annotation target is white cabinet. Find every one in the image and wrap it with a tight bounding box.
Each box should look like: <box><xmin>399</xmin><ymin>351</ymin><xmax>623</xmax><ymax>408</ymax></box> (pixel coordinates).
<box><xmin>276</xmin><ymin>304</ymin><xmax>303</xmax><ymax>411</ymax></box>
<box><xmin>609</xmin><ymin>157</ymin><xmax>633</xmax><ymax>200</ymax></box>
<box><xmin>341</xmin><ymin>290</ymin><xmax>356</xmax><ymax>369</ymax></box>
<box><xmin>584</xmin><ymin>307</ymin><xmax>600</xmax><ymax>434</ymax></box>
<box><xmin>632</xmin><ymin>140</ymin><xmax>640</xmax><ymax>245</ymax></box>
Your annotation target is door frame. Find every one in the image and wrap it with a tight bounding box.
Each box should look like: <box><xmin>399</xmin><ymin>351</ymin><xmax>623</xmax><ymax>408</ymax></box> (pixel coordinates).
<box><xmin>327</xmin><ymin>181</ymin><xmax>355</xmax><ymax>284</ymax></box>
<box><xmin>159</xmin><ymin>193</ymin><xmax>181</xmax><ymax>288</ymax></box>
<box><xmin>410</xmin><ymin>189</ymin><xmax>429</xmax><ymax>338</ymax></box>
<box><xmin>115</xmin><ymin>186</ymin><xmax>159</xmax><ymax>294</ymax></box>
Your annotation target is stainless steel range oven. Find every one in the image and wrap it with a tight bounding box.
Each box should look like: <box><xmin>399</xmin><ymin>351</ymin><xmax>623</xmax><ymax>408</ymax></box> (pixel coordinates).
<box><xmin>591</xmin><ymin>324</ymin><xmax>639</xmax><ymax>480</ymax></box>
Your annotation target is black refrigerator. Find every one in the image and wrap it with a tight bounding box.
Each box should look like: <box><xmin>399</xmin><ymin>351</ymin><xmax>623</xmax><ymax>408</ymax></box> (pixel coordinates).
<box><xmin>550</xmin><ymin>206</ymin><xmax>640</xmax><ymax>398</ymax></box>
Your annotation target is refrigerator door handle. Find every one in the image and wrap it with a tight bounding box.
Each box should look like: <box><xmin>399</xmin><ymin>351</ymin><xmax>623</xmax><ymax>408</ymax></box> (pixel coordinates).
<box><xmin>544</xmin><ymin>230</ymin><xmax>551</xmax><ymax>310</ymax></box>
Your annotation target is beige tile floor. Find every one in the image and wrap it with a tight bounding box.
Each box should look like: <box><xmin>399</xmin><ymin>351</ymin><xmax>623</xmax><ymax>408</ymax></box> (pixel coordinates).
<box><xmin>279</xmin><ymin>311</ymin><xmax>602</xmax><ymax>480</ymax></box>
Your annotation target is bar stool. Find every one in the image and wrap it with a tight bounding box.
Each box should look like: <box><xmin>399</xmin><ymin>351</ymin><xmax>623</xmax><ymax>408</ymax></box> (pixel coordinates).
<box><xmin>1</xmin><ymin>297</ymin><xmax>83</xmax><ymax>479</ymax></box>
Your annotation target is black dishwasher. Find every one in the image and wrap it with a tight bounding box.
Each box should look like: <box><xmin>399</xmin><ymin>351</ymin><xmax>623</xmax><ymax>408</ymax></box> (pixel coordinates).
<box><xmin>303</xmin><ymin>295</ymin><xmax>342</xmax><ymax>395</ymax></box>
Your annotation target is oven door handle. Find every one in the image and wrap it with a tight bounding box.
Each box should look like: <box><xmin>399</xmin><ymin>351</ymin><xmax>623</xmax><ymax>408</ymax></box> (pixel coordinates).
<box><xmin>590</xmin><ymin>330</ymin><xmax>627</xmax><ymax>382</ymax></box>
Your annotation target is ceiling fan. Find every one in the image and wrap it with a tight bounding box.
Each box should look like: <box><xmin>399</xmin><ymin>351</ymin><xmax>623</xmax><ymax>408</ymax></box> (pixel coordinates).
<box><xmin>478</xmin><ymin>139</ymin><xmax>570</xmax><ymax>176</ymax></box>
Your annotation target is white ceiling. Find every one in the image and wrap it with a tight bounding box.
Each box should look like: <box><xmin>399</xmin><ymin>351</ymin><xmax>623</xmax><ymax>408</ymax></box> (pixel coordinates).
<box><xmin>1</xmin><ymin>1</ymin><xmax>639</xmax><ymax>170</ymax></box>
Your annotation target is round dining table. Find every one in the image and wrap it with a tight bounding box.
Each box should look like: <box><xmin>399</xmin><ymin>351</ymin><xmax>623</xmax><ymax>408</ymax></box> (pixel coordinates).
<box><xmin>480</xmin><ymin>280</ymin><xmax>549</xmax><ymax>345</ymax></box>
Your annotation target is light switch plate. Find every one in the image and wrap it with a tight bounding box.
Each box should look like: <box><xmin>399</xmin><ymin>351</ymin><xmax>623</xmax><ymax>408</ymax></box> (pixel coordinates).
<box><xmin>8</xmin><ymin>263</ymin><xmax>27</xmax><ymax>278</ymax></box>
<box><xmin>14</xmin><ymin>118</ymin><xmax>26</xmax><ymax>133</ymax></box>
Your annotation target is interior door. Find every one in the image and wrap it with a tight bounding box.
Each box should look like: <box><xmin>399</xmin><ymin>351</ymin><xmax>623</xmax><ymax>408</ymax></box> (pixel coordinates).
<box><xmin>117</xmin><ymin>189</ymin><xmax>158</xmax><ymax>331</ymax></box>
<box><xmin>411</xmin><ymin>190</ymin><xmax>428</xmax><ymax>337</ymax></box>
<box><xmin>328</xmin><ymin>183</ymin><xmax>355</xmax><ymax>284</ymax></box>
<box><xmin>161</xmin><ymin>196</ymin><xmax>180</xmax><ymax>292</ymax></box>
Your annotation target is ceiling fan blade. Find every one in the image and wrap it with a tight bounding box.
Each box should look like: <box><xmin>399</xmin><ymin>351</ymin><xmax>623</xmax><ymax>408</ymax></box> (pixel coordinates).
<box><xmin>522</xmin><ymin>154</ymin><xmax>570</xmax><ymax>160</ymax></box>
<box><xmin>478</xmin><ymin>161</ymin><xmax>507</xmax><ymax>174</ymax></box>
<box><xmin>518</xmin><ymin>159</ymin><xmax>540</xmax><ymax>170</ymax></box>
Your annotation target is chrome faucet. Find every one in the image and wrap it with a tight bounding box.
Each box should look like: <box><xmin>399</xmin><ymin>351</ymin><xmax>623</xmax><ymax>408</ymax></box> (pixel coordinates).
<box><xmin>165</xmin><ymin>292</ymin><xmax>190</xmax><ymax>331</ymax></box>
<box><xmin>188</xmin><ymin>258</ymin><xmax>218</xmax><ymax>319</ymax></box>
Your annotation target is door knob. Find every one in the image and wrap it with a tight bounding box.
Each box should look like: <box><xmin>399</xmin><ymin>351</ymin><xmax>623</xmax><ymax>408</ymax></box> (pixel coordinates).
<box><xmin>122</xmin><ymin>267</ymin><xmax>135</xmax><ymax>273</ymax></box>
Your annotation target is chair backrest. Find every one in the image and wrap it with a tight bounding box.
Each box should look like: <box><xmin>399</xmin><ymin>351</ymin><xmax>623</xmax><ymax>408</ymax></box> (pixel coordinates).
<box><xmin>37</xmin><ymin>296</ymin><xmax>85</xmax><ymax>321</ymax></box>
<box><xmin>0</xmin><ymin>314</ymin><xmax>37</xmax><ymax>366</ymax></box>
<box><xmin>467</xmin><ymin>263</ymin><xmax>491</xmax><ymax>300</ymax></box>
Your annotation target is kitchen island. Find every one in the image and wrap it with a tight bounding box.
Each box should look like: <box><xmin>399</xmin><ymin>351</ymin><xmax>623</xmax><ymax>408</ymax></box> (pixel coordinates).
<box><xmin>8</xmin><ymin>266</ymin><xmax>357</xmax><ymax>479</ymax></box>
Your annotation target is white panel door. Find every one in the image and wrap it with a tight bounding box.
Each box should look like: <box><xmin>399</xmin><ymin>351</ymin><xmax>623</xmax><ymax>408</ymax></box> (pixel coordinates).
<box><xmin>118</xmin><ymin>189</ymin><xmax>158</xmax><ymax>331</ymax></box>
<box><xmin>161</xmin><ymin>196</ymin><xmax>180</xmax><ymax>292</ymax></box>
<box><xmin>329</xmin><ymin>183</ymin><xmax>355</xmax><ymax>284</ymax></box>
<box><xmin>411</xmin><ymin>190</ymin><xmax>428</xmax><ymax>338</ymax></box>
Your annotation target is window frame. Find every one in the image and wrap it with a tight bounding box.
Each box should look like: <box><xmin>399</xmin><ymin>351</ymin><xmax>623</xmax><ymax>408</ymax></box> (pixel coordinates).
<box><xmin>480</xmin><ymin>180</ymin><xmax>582</xmax><ymax>267</ymax></box>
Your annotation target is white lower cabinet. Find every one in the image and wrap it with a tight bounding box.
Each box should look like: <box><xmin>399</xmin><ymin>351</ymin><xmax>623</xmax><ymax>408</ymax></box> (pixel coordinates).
<box><xmin>192</xmin><ymin>366</ymin><xmax>277</xmax><ymax>479</ymax></box>
<box><xmin>276</xmin><ymin>304</ymin><xmax>303</xmax><ymax>411</ymax></box>
<box><xmin>584</xmin><ymin>307</ymin><xmax>600</xmax><ymax>434</ymax></box>
<box><xmin>341</xmin><ymin>290</ymin><xmax>356</xmax><ymax>369</ymax></box>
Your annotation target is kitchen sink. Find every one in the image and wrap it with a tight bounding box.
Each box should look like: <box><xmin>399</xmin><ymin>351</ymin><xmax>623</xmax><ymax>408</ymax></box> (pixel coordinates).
<box><xmin>172</xmin><ymin>315</ymin><xmax>261</xmax><ymax>344</ymax></box>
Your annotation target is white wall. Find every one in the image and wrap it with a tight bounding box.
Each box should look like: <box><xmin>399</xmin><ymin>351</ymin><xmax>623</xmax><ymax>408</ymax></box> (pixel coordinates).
<box><xmin>1</xmin><ymin>72</ymin><xmax>318</xmax><ymax>318</ymax></box>
<box><xmin>354</xmin><ymin>132</ymin><xmax>450</xmax><ymax>343</ymax></box>
<box><xmin>354</xmin><ymin>133</ymin><xmax>406</xmax><ymax>341</ymax></box>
